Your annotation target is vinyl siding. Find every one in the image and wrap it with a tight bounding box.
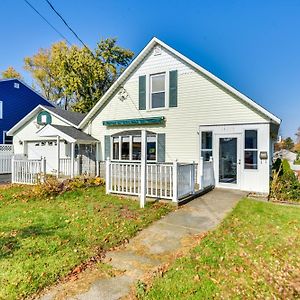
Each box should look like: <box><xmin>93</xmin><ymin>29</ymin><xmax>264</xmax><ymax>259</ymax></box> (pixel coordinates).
<box><xmin>84</xmin><ymin>45</ymin><xmax>268</xmax><ymax>163</ymax></box>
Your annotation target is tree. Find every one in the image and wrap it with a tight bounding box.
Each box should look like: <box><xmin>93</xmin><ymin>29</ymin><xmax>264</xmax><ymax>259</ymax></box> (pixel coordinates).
<box><xmin>296</xmin><ymin>127</ymin><xmax>300</xmax><ymax>144</ymax></box>
<box><xmin>24</xmin><ymin>41</ymin><xmax>68</xmax><ymax>107</ymax></box>
<box><xmin>1</xmin><ymin>66</ymin><xmax>22</xmax><ymax>79</ymax></box>
<box><xmin>283</xmin><ymin>137</ymin><xmax>294</xmax><ymax>151</ymax></box>
<box><xmin>24</xmin><ymin>38</ymin><xmax>134</xmax><ymax>112</ymax></box>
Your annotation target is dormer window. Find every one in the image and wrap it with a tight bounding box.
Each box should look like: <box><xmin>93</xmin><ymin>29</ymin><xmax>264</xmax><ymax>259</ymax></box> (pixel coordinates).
<box><xmin>150</xmin><ymin>73</ymin><xmax>166</xmax><ymax>109</ymax></box>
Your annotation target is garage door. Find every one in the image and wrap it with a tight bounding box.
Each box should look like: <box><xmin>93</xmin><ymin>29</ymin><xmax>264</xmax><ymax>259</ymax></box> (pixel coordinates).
<box><xmin>27</xmin><ymin>141</ymin><xmax>57</xmax><ymax>173</ymax></box>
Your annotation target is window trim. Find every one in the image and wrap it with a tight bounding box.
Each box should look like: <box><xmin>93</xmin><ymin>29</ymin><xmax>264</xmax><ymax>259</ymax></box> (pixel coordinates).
<box><xmin>244</xmin><ymin>129</ymin><xmax>258</xmax><ymax>170</ymax></box>
<box><xmin>150</xmin><ymin>72</ymin><xmax>166</xmax><ymax>110</ymax></box>
<box><xmin>111</xmin><ymin>133</ymin><xmax>158</xmax><ymax>162</ymax></box>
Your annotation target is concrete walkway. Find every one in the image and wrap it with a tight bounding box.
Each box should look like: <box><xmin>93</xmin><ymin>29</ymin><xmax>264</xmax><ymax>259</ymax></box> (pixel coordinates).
<box><xmin>40</xmin><ymin>188</ymin><xmax>246</xmax><ymax>300</ymax></box>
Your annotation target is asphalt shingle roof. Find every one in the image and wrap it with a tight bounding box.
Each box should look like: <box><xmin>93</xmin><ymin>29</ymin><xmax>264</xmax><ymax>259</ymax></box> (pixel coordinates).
<box><xmin>42</xmin><ymin>106</ymin><xmax>87</xmax><ymax>126</ymax></box>
<box><xmin>51</xmin><ymin>125</ymin><xmax>97</xmax><ymax>142</ymax></box>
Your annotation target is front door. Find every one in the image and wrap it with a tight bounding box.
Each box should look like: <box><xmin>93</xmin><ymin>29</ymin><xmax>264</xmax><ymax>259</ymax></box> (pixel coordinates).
<box><xmin>216</xmin><ymin>135</ymin><xmax>241</xmax><ymax>189</ymax></box>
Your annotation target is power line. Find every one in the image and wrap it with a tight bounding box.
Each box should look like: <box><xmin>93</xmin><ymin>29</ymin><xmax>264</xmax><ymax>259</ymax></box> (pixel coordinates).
<box><xmin>45</xmin><ymin>0</ymin><xmax>91</xmax><ymax>53</ymax></box>
<box><xmin>23</xmin><ymin>0</ymin><xmax>72</xmax><ymax>45</ymax></box>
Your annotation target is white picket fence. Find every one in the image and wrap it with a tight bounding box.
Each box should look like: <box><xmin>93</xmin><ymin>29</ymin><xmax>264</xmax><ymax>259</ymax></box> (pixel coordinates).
<box><xmin>0</xmin><ymin>144</ymin><xmax>13</xmax><ymax>154</ymax></box>
<box><xmin>0</xmin><ymin>154</ymin><xmax>13</xmax><ymax>174</ymax></box>
<box><xmin>106</xmin><ymin>159</ymin><xmax>213</xmax><ymax>202</ymax></box>
<box><xmin>12</xmin><ymin>157</ymin><xmax>45</xmax><ymax>185</ymax></box>
<box><xmin>59</xmin><ymin>158</ymin><xmax>71</xmax><ymax>176</ymax></box>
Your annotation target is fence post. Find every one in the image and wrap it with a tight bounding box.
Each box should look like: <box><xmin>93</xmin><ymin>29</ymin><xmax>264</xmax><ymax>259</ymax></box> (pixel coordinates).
<box><xmin>41</xmin><ymin>157</ymin><xmax>46</xmax><ymax>183</ymax></box>
<box><xmin>105</xmin><ymin>157</ymin><xmax>110</xmax><ymax>194</ymax></box>
<box><xmin>11</xmin><ymin>156</ymin><xmax>15</xmax><ymax>184</ymax></box>
<box><xmin>199</xmin><ymin>157</ymin><xmax>204</xmax><ymax>190</ymax></box>
<box><xmin>172</xmin><ymin>160</ymin><xmax>178</xmax><ymax>203</ymax></box>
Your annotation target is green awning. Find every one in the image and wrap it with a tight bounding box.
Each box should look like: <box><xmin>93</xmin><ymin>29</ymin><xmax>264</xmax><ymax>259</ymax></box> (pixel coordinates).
<box><xmin>103</xmin><ymin>116</ymin><xmax>165</xmax><ymax>127</ymax></box>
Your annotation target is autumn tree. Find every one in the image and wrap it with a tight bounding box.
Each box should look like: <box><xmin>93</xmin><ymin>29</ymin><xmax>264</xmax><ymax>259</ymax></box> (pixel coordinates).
<box><xmin>283</xmin><ymin>137</ymin><xmax>295</xmax><ymax>151</ymax></box>
<box><xmin>24</xmin><ymin>38</ymin><xmax>134</xmax><ymax>112</ymax></box>
<box><xmin>1</xmin><ymin>66</ymin><xmax>22</xmax><ymax>79</ymax></box>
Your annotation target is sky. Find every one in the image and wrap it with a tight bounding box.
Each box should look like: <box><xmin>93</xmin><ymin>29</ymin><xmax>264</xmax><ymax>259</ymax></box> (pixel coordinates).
<box><xmin>0</xmin><ymin>0</ymin><xmax>299</xmax><ymax>139</ymax></box>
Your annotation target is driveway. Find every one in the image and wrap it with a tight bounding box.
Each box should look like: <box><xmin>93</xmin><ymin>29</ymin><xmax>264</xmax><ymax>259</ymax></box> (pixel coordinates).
<box><xmin>40</xmin><ymin>188</ymin><xmax>246</xmax><ymax>300</ymax></box>
<box><xmin>0</xmin><ymin>174</ymin><xmax>11</xmax><ymax>185</ymax></box>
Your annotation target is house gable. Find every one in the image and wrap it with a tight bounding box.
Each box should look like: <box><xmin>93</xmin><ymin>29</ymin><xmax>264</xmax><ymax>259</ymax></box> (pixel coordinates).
<box><xmin>79</xmin><ymin>37</ymin><xmax>280</xmax><ymax>129</ymax></box>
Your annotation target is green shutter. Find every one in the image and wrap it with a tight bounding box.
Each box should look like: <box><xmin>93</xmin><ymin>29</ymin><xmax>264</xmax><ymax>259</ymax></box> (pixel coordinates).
<box><xmin>139</xmin><ymin>75</ymin><xmax>146</xmax><ymax>110</ymax></box>
<box><xmin>104</xmin><ymin>135</ymin><xmax>111</xmax><ymax>160</ymax></box>
<box><xmin>157</xmin><ymin>133</ymin><xmax>166</xmax><ymax>162</ymax></box>
<box><xmin>169</xmin><ymin>70</ymin><xmax>178</xmax><ymax>107</ymax></box>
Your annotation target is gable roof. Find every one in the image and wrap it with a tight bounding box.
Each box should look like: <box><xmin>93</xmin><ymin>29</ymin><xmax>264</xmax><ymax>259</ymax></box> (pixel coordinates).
<box><xmin>7</xmin><ymin>105</ymin><xmax>86</xmax><ymax>135</ymax></box>
<box><xmin>44</xmin><ymin>106</ymin><xmax>87</xmax><ymax>126</ymax></box>
<box><xmin>38</xmin><ymin>124</ymin><xmax>97</xmax><ymax>143</ymax></box>
<box><xmin>79</xmin><ymin>37</ymin><xmax>281</xmax><ymax>128</ymax></box>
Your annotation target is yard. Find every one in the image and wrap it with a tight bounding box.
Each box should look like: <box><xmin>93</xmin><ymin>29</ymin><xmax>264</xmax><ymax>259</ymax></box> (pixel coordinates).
<box><xmin>141</xmin><ymin>199</ymin><xmax>300</xmax><ymax>299</ymax></box>
<box><xmin>0</xmin><ymin>184</ymin><xmax>173</xmax><ymax>299</ymax></box>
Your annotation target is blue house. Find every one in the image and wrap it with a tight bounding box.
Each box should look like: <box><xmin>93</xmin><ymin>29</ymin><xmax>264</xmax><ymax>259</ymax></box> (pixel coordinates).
<box><xmin>0</xmin><ymin>78</ymin><xmax>54</xmax><ymax>144</ymax></box>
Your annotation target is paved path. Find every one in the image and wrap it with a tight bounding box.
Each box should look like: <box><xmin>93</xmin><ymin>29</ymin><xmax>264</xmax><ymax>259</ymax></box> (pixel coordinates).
<box><xmin>40</xmin><ymin>188</ymin><xmax>246</xmax><ymax>300</ymax></box>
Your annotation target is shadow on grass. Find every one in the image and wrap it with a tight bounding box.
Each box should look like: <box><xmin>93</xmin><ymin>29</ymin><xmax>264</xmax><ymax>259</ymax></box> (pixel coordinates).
<box><xmin>0</xmin><ymin>224</ymin><xmax>64</xmax><ymax>259</ymax></box>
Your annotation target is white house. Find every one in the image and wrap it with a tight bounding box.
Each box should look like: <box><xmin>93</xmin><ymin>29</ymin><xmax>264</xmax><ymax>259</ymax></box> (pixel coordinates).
<box><xmin>8</xmin><ymin>37</ymin><xmax>281</xmax><ymax>194</ymax></box>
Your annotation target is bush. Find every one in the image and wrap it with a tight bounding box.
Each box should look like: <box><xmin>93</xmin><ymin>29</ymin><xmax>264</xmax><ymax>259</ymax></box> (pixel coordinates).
<box><xmin>270</xmin><ymin>159</ymin><xmax>300</xmax><ymax>202</ymax></box>
<box><xmin>13</xmin><ymin>176</ymin><xmax>105</xmax><ymax>200</ymax></box>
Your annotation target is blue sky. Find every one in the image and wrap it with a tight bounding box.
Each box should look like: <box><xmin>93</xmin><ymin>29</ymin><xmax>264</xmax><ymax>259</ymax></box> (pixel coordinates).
<box><xmin>0</xmin><ymin>0</ymin><xmax>299</xmax><ymax>138</ymax></box>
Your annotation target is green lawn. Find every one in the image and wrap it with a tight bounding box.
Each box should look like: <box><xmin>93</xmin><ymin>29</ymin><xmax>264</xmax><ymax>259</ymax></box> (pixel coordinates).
<box><xmin>142</xmin><ymin>199</ymin><xmax>300</xmax><ymax>299</ymax></box>
<box><xmin>0</xmin><ymin>185</ymin><xmax>173</xmax><ymax>299</ymax></box>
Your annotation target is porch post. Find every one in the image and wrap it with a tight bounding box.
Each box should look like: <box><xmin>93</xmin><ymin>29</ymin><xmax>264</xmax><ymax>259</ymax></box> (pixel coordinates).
<box><xmin>70</xmin><ymin>142</ymin><xmax>75</xmax><ymax>178</ymax></box>
<box><xmin>172</xmin><ymin>160</ymin><xmax>178</xmax><ymax>203</ymax></box>
<box><xmin>191</xmin><ymin>161</ymin><xmax>195</xmax><ymax>194</ymax></box>
<box><xmin>96</xmin><ymin>142</ymin><xmax>100</xmax><ymax>177</ymax></box>
<box><xmin>105</xmin><ymin>157</ymin><xmax>110</xmax><ymax>194</ymax></box>
<box><xmin>140</xmin><ymin>129</ymin><xmax>147</xmax><ymax>208</ymax></box>
<box><xmin>56</xmin><ymin>136</ymin><xmax>60</xmax><ymax>178</ymax></box>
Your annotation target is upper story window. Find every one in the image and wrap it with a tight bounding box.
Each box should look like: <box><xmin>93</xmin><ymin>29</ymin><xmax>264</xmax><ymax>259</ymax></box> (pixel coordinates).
<box><xmin>244</xmin><ymin>130</ymin><xmax>258</xmax><ymax>169</ymax></box>
<box><xmin>150</xmin><ymin>73</ymin><xmax>166</xmax><ymax>109</ymax></box>
<box><xmin>0</xmin><ymin>101</ymin><xmax>2</xmax><ymax>119</ymax></box>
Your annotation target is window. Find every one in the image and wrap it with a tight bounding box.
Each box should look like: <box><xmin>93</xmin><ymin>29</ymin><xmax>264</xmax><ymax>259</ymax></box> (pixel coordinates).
<box><xmin>201</xmin><ymin>131</ymin><xmax>213</xmax><ymax>161</ymax></box>
<box><xmin>14</xmin><ymin>83</ymin><xmax>20</xmax><ymax>89</ymax></box>
<box><xmin>147</xmin><ymin>136</ymin><xmax>156</xmax><ymax>161</ymax></box>
<box><xmin>2</xmin><ymin>131</ymin><xmax>12</xmax><ymax>144</ymax></box>
<box><xmin>113</xmin><ymin>137</ymin><xmax>120</xmax><ymax>160</ymax></box>
<box><xmin>132</xmin><ymin>136</ymin><xmax>141</xmax><ymax>160</ymax></box>
<box><xmin>112</xmin><ymin>134</ymin><xmax>157</xmax><ymax>161</ymax></box>
<box><xmin>150</xmin><ymin>73</ymin><xmax>165</xmax><ymax>109</ymax></box>
<box><xmin>244</xmin><ymin>130</ymin><xmax>258</xmax><ymax>169</ymax></box>
<box><xmin>121</xmin><ymin>136</ymin><xmax>130</xmax><ymax>160</ymax></box>
<box><xmin>41</xmin><ymin>115</ymin><xmax>47</xmax><ymax>123</ymax></box>
<box><xmin>0</xmin><ymin>101</ymin><xmax>2</xmax><ymax>119</ymax></box>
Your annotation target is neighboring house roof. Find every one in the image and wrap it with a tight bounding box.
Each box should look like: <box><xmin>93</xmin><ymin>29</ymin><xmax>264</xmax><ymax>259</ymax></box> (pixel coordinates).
<box><xmin>38</xmin><ymin>124</ymin><xmax>97</xmax><ymax>143</ymax></box>
<box><xmin>79</xmin><ymin>37</ymin><xmax>281</xmax><ymax>128</ymax></box>
<box><xmin>0</xmin><ymin>78</ymin><xmax>53</xmax><ymax>107</ymax></box>
<box><xmin>274</xmin><ymin>149</ymin><xmax>297</xmax><ymax>162</ymax></box>
<box><xmin>7</xmin><ymin>105</ymin><xmax>86</xmax><ymax>135</ymax></box>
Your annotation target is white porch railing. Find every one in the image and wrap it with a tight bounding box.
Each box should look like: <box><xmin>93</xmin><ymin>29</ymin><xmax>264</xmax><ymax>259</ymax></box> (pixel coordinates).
<box><xmin>0</xmin><ymin>154</ymin><xmax>13</xmax><ymax>174</ymax></box>
<box><xmin>106</xmin><ymin>159</ymin><xmax>213</xmax><ymax>202</ymax></box>
<box><xmin>12</xmin><ymin>157</ymin><xmax>45</xmax><ymax>185</ymax></box>
<box><xmin>199</xmin><ymin>157</ymin><xmax>215</xmax><ymax>189</ymax></box>
<box><xmin>59</xmin><ymin>158</ymin><xmax>71</xmax><ymax>176</ymax></box>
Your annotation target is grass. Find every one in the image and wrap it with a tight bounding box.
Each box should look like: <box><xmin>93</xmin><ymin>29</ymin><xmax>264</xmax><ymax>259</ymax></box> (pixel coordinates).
<box><xmin>0</xmin><ymin>185</ymin><xmax>173</xmax><ymax>299</ymax></box>
<box><xmin>142</xmin><ymin>199</ymin><xmax>300</xmax><ymax>299</ymax></box>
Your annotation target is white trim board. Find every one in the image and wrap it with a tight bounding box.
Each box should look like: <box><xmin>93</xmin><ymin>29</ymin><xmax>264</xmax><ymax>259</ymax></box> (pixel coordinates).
<box><xmin>78</xmin><ymin>37</ymin><xmax>281</xmax><ymax>128</ymax></box>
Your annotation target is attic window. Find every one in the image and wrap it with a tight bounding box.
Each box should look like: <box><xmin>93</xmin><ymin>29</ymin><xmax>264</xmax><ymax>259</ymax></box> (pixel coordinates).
<box><xmin>14</xmin><ymin>83</ymin><xmax>20</xmax><ymax>89</ymax></box>
<box><xmin>153</xmin><ymin>46</ymin><xmax>162</xmax><ymax>56</ymax></box>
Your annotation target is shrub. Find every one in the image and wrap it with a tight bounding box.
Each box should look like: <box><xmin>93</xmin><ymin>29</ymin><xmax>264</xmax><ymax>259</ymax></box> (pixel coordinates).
<box><xmin>270</xmin><ymin>159</ymin><xmax>300</xmax><ymax>202</ymax></box>
<box><xmin>13</xmin><ymin>176</ymin><xmax>105</xmax><ymax>200</ymax></box>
